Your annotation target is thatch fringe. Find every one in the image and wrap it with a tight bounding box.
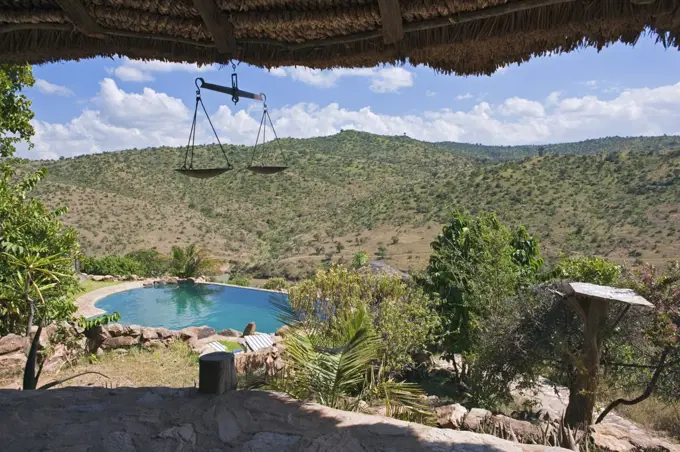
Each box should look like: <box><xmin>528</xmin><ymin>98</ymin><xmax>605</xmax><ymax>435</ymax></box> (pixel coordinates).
<box><xmin>1</xmin><ymin>0</ymin><xmax>679</xmax><ymax>73</ymax></box>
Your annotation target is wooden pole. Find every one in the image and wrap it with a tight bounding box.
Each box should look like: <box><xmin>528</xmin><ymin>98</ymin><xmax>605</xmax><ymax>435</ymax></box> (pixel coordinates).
<box><xmin>199</xmin><ymin>352</ymin><xmax>237</xmax><ymax>395</ymax></box>
<box><xmin>564</xmin><ymin>298</ymin><xmax>608</xmax><ymax>427</ymax></box>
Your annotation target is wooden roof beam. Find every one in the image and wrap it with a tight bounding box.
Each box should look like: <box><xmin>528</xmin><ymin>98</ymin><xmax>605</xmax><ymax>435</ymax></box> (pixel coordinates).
<box><xmin>54</xmin><ymin>0</ymin><xmax>105</xmax><ymax>38</ymax></box>
<box><xmin>192</xmin><ymin>0</ymin><xmax>236</xmax><ymax>55</ymax></box>
<box><xmin>377</xmin><ymin>0</ymin><xmax>404</xmax><ymax>44</ymax></box>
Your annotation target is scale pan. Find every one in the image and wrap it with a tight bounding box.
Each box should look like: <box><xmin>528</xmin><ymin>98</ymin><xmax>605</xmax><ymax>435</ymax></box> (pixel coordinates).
<box><xmin>246</xmin><ymin>166</ymin><xmax>288</xmax><ymax>175</ymax></box>
<box><xmin>175</xmin><ymin>168</ymin><xmax>232</xmax><ymax>179</ymax></box>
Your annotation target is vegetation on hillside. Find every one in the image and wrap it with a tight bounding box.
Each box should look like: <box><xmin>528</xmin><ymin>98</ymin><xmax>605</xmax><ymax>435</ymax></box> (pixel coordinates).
<box><xmin>24</xmin><ymin>132</ymin><xmax>680</xmax><ymax>276</ymax></box>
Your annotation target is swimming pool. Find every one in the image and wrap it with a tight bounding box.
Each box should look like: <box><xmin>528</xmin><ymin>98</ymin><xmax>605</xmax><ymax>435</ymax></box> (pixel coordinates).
<box><xmin>95</xmin><ymin>283</ymin><xmax>287</xmax><ymax>333</ymax></box>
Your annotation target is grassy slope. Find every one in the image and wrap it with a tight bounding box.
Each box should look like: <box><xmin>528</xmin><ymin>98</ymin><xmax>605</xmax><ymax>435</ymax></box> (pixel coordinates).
<box><xmin>27</xmin><ymin>131</ymin><xmax>680</xmax><ymax>272</ymax></box>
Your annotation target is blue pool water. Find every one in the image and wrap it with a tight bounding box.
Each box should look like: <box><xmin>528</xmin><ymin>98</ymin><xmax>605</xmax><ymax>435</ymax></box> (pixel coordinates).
<box><xmin>96</xmin><ymin>283</ymin><xmax>287</xmax><ymax>333</ymax></box>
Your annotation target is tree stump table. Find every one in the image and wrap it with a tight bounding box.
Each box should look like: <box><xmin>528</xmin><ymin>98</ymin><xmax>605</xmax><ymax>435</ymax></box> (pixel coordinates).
<box><xmin>554</xmin><ymin>282</ymin><xmax>653</xmax><ymax>427</ymax></box>
<box><xmin>199</xmin><ymin>352</ymin><xmax>237</xmax><ymax>395</ymax></box>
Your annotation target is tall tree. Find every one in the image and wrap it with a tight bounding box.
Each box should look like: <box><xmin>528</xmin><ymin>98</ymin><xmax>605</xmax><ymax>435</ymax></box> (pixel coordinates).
<box><xmin>1</xmin><ymin>64</ymin><xmax>35</xmax><ymax>158</ymax></box>
<box><xmin>170</xmin><ymin>243</ymin><xmax>221</xmax><ymax>278</ymax></box>
<box><xmin>0</xmin><ymin>65</ymin><xmax>80</xmax><ymax>336</ymax></box>
<box><xmin>418</xmin><ymin>211</ymin><xmax>542</xmax><ymax>381</ymax></box>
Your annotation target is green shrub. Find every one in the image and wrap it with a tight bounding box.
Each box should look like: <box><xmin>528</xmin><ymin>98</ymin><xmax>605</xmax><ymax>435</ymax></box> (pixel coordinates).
<box><xmin>229</xmin><ymin>274</ymin><xmax>250</xmax><ymax>287</ymax></box>
<box><xmin>81</xmin><ymin>255</ymin><xmax>144</xmax><ymax>276</ymax></box>
<box><xmin>263</xmin><ymin>277</ymin><xmax>288</xmax><ymax>291</ymax></box>
<box><xmin>124</xmin><ymin>249</ymin><xmax>169</xmax><ymax>277</ymax></box>
<box><xmin>285</xmin><ymin>266</ymin><xmax>439</xmax><ymax>373</ymax></box>
<box><xmin>550</xmin><ymin>255</ymin><xmax>621</xmax><ymax>285</ymax></box>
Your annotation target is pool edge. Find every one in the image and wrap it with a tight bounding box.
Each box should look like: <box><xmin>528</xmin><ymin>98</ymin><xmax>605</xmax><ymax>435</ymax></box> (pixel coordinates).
<box><xmin>77</xmin><ymin>281</ymin><xmax>287</xmax><ymax>319</ymax></box>
<box><xmin>76</xmin><ymin>281</ymin><xmax>145</xmax><ymax>318</ymax></box>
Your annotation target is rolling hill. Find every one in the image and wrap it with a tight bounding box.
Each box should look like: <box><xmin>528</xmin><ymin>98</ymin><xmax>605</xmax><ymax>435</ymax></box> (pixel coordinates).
<box><xmin>24</xmin><ymin>131</ymin><xmax>680</xmax><ymax>277</ymax></box>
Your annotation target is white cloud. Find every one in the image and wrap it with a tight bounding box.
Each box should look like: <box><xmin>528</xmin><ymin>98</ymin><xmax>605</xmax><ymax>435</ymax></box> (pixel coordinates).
<box><xmin>585</xmin><ymin>80</ymin><xmax>598</xmax><ymax>88</ymax></box>
<box><xmin>113</xmin><ymin>66</ymin><xmax>153</xmax><ymax>83</ymax></box>
<box><xmin>426</xmin><ymin>90</ymin><xmax>436</xmax><ymax>97</ymax></box>
<box><xmin>268</xmin><ymin>67</ymin><xmax>287</xmax><ymax>77</ymax></box>
<box><xmin>266</xmin><ymin>66</ymin><xmax>414</xmax><ymax>93</ymax></box>
<box><xmin>27</xmin><ymin>79</ymin><xmax>191</xmax><ymax>159</ymax></box>
<box><xmin>456</xmin><ymin>93</ymin><xmax>474</xmax><ymax>100</ymax></box>
<box><xmin>34</xmin><ymin>79</ymin><xmax>74</xmax><ymax>96</ymax></box>
<box><xmin>21</xmin><ymin>79</ymin><xmax>680</xmax><ymax>160</ymax></box>
<box><xmin>499</xmin><ymin>97</ymin><xmax>545</xmax><ymax>118</ymax></box>
<box><xmin>545</xmin><ymin>91</ymin><xmax>561</xmax><ymax>106</ymax></box>
<box><xmin>112</xmin><ymin>58</ymin><xmax>217</xmax><ymax>82</ymax></box>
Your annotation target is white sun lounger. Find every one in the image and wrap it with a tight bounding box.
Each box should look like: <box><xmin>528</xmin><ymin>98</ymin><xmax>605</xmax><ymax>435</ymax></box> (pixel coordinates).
<box><xmin>207</xmin><ymin>341</ymin><xmax>227</xmax><ymax>352</ymax></box>
<box><xmin>207</xmin><ymin>341</ymin><xmax>244</xmax><ymax>354</ymax></box>
<box><xmin>244</xmin><ymin>333</ymin><xmax>274</xmax><ymax>352</ymax></box>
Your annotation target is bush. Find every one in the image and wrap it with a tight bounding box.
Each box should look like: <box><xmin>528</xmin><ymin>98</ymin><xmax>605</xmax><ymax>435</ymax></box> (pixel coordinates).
<box><xmin>81</xmin><ymin>255</ymin><xmax>144</xmax><ymax>277</ymax></box>
<box><xmin>229</xmin><ymin>274</ymin><xmax>250</xmax><ymax>287</ymax></box>
<box><xmin>550</xmin><ymin>255</ymin><xmax>621</xmax><ymax>285</ymax></box>
<box><xmin>124</xmin><ymin>249</ymin><xmax>169</xmax><ymax>277</ymax></box>
<box><xmin>285</xmin><ymin>266</ymin><xmax>439</xmax><ymax>373</ymax></box>
<box><xmin>263</xmin><ymin>277</ymin><xmax>288</xmax><ymax>291</ymax></box>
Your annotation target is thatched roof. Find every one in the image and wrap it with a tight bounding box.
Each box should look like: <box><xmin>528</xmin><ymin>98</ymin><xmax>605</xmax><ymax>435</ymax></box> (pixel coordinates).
<box><xmin>1</xmin><ymin>0</ymin><xmax>679</xmax><ymax>73</ymax></box>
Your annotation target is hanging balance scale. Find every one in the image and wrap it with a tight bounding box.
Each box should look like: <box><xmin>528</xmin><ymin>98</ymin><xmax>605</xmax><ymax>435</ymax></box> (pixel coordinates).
<box><xmin>176</xmin><ymin>64</ymin><xmax>288</xmax><ymax>178</ymax></box>
<box><xmin>248</xmin><ymin>93</ymin><xmax>289</xmax><ymax>174</ymax></box>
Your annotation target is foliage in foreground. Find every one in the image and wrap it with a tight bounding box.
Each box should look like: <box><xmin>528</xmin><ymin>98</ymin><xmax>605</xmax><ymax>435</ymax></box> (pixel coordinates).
<box><xmin>285</xmin><ymin>266</ymin><xmax>439</xmax><ymax>373</ymax></box>
<box><xmin>1</xmin><ymin>64</ymin><xmax>34</xmax><ymax>158</ymax></box>
<box><xmin>0</xmin><ymin>165</ymin><xmax>80</xmax><ymax>336</ymax></box>
<box><xmin>417</xmin><ymin>211</ymin><xmax>543</xmax><ymax>382</ymax></box>
<box><xmin>269</xmin><ymin>306</ymin><xmax>434</xmax><ymax>424</ymax></box>
<box><xmin>466</xmin><ymin>258</ymin><xmax>679</xmax><ymax>425</ymax></box>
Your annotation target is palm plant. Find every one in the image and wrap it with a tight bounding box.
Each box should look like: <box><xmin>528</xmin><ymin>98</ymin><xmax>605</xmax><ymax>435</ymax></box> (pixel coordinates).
<box><xmin>170</xmin><ymin>243</ymin><xmax>221</xmax><ymax>278</ymax></box>
<box><xmin>269</xmin><ymin>304</ymin><xmax>434</xmax><ymax>424</ymax></box>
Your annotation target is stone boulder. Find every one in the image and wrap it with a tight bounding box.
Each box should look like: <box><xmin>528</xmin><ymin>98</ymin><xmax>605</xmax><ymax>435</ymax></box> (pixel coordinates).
<box><xmin>590</xmin><ymin>424</ymin><xmax>635</xmax><ymax>452</ymax></box>
<box><xmin>0</xmin><ymin>334</ymin><xmax>29</xmax><ymax>355</ymax></box>
<box><xmin>435</xmin><ymin>403</ymin><xmax>468</xmax><ymax>429</ymax></box>
<box><xmin>42</xmin><ymin>343</ymin><xmax>69</xmax><ymax>373</ymax></box>
<box><xmin>92</xmin><ymin>275</ymin><xmax>105</xmax><ymax>281</ymax></box>
<box><xmin>462</xmin><ymin>408</ymin><xmax>492</xmax><ymax>431</ymax></box>
<box><xmin>164</xmin><ymin>276</ymin><xmax>179</xmax><ymax>284</ymax></box>
<box><xmin>156</xmin><ymin>328</ymin><xmax>178</xmax><ymax>340</ymax></box>
<box><xmin>217</xmin><ymin>328</ymin><xmax>241</xmax><ymax>338</ymax></box>
<box><xmin>105</xmin><ymin>324</ymin><xmax>126</xmax><ymax>337</ymax></box>
<box><xmin>275</xmin><ymin>325</ymin><xmax>290</xmax><ymax>338</ymax></box>
<box><xmin>143</xmin><ymin>281</ymin><xmax>154</xmax><ymax>287</ymax></box>
<box><xmin>125</xmin><ymin>325</ymin><xmax>142</xmax><ymax>338</ymax></box>
<box><xmin>243</xmin><ymin>322</ymin><xmax>256</xmax><ymax>336</ymax></box>
<box><xmin>180</xmin><ymin>326</ymin><xmax>215</xmax><ymax>341</ymax></box>
<box><xmin>490</xmin><ymin>415</ymin><xmax>545</xmax><ymax>443</ymax></box>
<box><xmin>0</xmin><ymin>351</ymin><xmax>26</xmax><ymax>379</ymax></box>
<box><xmin>101</xmin><ymin>336</ymin><xmax>138</xmax><ymax>350</ymax></box>
<box><xmin>141</xmin><ymin>327</ymin><xmax>159</xmax><ymax>341</ymax></box>
<box><xmin>234</xmin><ymin>348</ymin><xmax>270</xmax><ymax>374</ymax></box>
<box><xmin>590</xmin><ymin>422</ymin><xmax>675</xmax><ymax>451</ymax></box>
<box><xmin>102</xmin><ymin>275</ymin><xmax>115</xmax><ymax>281</ymax></box>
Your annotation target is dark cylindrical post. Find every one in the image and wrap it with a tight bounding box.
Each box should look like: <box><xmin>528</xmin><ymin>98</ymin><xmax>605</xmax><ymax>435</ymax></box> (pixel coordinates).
<box><xmin>199</xmin><ymin>352</ymin><xmax>237</xmax><ymax>394</ymax></box>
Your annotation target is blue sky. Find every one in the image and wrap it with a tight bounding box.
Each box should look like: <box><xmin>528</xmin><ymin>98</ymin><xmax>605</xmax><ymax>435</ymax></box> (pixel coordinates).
<box><xmin>22</xmin><ymin>34</ymin><xmax>680</xmax><ymax>160</ymax></box>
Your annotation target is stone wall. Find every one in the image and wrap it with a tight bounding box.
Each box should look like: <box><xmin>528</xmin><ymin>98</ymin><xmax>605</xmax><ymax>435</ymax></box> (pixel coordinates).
<box><xmin>0</xmin><ymin>323</ymin><xmax>281</xmax><ymax>383</ymax></box>
<box><xmin>0</xmin><ymin>387</ymin><xmax>566</xmax><ymax>452</ymax></box>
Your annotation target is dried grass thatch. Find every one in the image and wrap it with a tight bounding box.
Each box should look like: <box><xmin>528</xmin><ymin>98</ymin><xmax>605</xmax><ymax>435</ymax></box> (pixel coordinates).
<box><xmin>1</xmin><ymin>0</ymin><xmax>679</xmax><ymax>73</ymax></box>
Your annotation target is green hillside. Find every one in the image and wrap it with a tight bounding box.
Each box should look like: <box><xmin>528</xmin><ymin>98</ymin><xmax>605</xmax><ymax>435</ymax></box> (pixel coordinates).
<box><xmin>25</xmin><ymin>131</ymin><xmax>680</xmax><ymax>275</ymax></box>
<box><xmin>438</xmin><ymin>135</ymin><xmax>680</xmax><ymax>160</ymax></box>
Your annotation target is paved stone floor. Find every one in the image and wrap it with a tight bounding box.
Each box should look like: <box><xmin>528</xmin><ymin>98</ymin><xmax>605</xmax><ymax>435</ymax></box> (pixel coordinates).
<box><xmin>0</xmin><ymin>388</ymin><xmax>567</xmax><ymax>452</ymax></box>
